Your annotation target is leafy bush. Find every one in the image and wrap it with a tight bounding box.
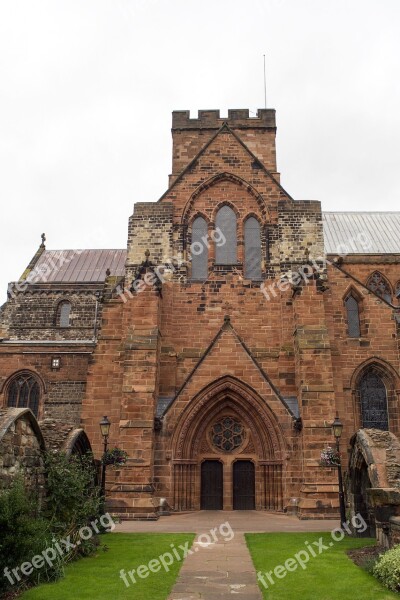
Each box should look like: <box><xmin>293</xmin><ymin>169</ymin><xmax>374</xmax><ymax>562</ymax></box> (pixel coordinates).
<box><xmin>0</xmin><ymin>453</ymin><xmax>102</xmax><ymax>597</ymax></box>
<box><xmin>0</xmin><ymin>478</ymin><xmax>52</xmax><ymax>595</ymax></box>
<box><xmin>373</xmin><ymin>544</ymin><xmax>400</xmax><ymax>592</ymax></box>
<box><xmin>44</xmin><ymin>451</ymin><xmax>101</xmax><ymax>554</ymax></box>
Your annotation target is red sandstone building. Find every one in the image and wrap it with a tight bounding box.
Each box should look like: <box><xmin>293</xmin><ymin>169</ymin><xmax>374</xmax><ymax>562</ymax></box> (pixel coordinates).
<box><xmin>1</xmin><ymin>108</ymin><xmax>399</xmax><ymax>520</ymax></box>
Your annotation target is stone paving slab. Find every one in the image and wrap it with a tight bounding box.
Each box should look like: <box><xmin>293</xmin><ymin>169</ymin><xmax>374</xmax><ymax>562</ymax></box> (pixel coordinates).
<box><xmin>167</xmin><ymin>533</ymin><xmax>262</xmax><ymax>600</ymax></box>
<box><xmin>115</xmin><ymin>510</ymin><xmax>338</xmax><ymax>534</ymax></box>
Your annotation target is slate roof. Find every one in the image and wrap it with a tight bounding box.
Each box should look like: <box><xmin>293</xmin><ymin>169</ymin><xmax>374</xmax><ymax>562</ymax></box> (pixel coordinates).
<box><xmin>29</xmin><ymin>249</ymin><xmax>126</xmax><ymax>283</ymax></box>
<box><xmin>322</xmin><ymin>212</ymin><xmax>400</xmax><ymax>254</ymax></box>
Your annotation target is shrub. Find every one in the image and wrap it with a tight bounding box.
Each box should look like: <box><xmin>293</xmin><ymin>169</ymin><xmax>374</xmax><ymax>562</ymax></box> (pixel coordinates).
<box><xmin>0</xmin><ymin>453</ymin><xmax>103</xmax><ymax>596</ymax></box>
<box><xmin>44</xmin><ymin>451</ymin><xmax>101</xmax><ymax>555</ymax></box>
<box><xmin>373</xmin><ymin>544</ymin><xmax>400</xmax><ymax>592</ymax></box>
<box><xmin>0</xmin><ymin>478</ymin><xmax>53</xmax><ymax>595</ymax></box>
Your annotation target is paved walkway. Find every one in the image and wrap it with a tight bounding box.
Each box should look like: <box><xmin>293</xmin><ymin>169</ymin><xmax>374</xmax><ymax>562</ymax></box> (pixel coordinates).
<box><xmin>115</xmin><ymin>510</ymin><xmax>338</xmax><ymax>533</ymax></box>
<box><xmin>168</xmin><ymin>532</ymin><xmax>262</xmax><ymax>600</ymax></box>
<box><xmin>115</xmin><ymin>512</ymin><xmax>337</xmax><ymax>599</ymax></box>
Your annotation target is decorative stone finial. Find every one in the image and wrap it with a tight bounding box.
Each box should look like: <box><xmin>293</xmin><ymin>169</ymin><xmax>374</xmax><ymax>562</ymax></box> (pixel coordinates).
<box><xmin>106</xmin><ymin>268</ymin><xmax>111</xmax><ymax>277</ymax></box>
<box><xmin>145</xmin><ymin>249</ymin><xmax>150</xmax><ymax>258</ymax></box>
<box><xmin>224</xmin><ymin>315</ymin><xmax>231</xmax><ymax>325</ymax></box>
<box><xmin>40</xmin><ymin>233</ymin><xmax>46</xmax><ymax>248</ymax></box>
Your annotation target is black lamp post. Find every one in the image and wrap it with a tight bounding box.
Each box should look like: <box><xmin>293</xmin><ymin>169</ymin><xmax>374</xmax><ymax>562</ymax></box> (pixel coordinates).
<box><xmin>100</xmin><ymin>416</ymin><xmax>111</xmax><ymax>506</ymax></box>
<box><xmin>331</xmin><ymin>413</ymin><xmax>347</xmax><ymax>529</ymax></box>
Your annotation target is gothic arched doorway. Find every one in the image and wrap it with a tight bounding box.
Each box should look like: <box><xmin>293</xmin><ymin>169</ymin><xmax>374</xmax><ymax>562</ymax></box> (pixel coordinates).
<box><xmin>170</xmin><ymin>377</ymin><xmax>285</xmax><ymax>512</ymax></box>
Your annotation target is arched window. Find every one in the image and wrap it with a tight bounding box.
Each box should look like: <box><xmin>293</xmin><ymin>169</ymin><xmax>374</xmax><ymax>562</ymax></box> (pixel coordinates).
<box><xmin>244</xmin><ymin>217</ymin><xmax>262</xmax><ymax>279</ymax></box>
<box><xmin>395</xmin><ymin>281</ymin><xmax>400</xmax><ymax>305</ymax></box>
<box><xmin>215</xmin><ymin>206</ymin><xmax>237</xmax><ymax>265</ymax></box>
<box><xmin>359</xmin><ymin>371</ymin><xmax>389</xmax><ymax>431</ymax></box>
<box><xmin>56</xmin><ymin>301</ymin><xmax>72</xmax><ymax>327</ymax></box>
<box><xmin>367</xmin><ymin>272</ymin><xmax>392</xmax><ymax>303</ymax></box>
<box><xmin>345</xmin><ymin>294</ymin><xmax>361</xmax><ymax>338</ymax></box>
<box><xmin>191</xmin><ymin>217</ymin><xmax>208</xmax><ymax>280</ymax></box>
<box><xmin>7</xmin><ymin>373</ymin><xmax>40</xmax><ymax>417</ymax></box>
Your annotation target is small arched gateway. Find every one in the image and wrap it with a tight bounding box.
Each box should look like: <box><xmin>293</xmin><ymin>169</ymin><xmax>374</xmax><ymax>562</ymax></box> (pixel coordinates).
<box><xmin>348</xmin><ymin>429</ymin><xmax>400</xmax><ymax>540</ymax></box>
<box><xmin>170</xmin><ymin>377</ymin><xmax>286</xmax><ymax>511</ymax></box>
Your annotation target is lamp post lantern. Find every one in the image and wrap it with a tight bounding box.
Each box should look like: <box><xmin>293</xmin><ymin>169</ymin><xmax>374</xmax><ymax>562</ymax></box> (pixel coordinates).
<box><xmin>331</xmin><ymin>412</ymin><xmax>347</xmax><ymax>529</ymax></box>
<box><xmin>100</xmin><ymin>416</ymin><xmax>111</xmax><ymax>506</ymax></box>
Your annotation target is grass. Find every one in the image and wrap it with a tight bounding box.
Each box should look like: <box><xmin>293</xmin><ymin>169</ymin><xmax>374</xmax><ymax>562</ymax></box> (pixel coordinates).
<box><xmin>20</xmin><ymin>533</ymin><xmax>195</xmax><ymax>600</ymax></box>
<box><xmin>246</xmin><ymin>533</ymin><xmax>397</xmax><ymax>600</ymax></box>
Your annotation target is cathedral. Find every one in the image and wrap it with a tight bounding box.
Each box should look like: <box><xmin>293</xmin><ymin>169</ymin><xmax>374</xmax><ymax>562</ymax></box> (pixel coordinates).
<box><xmin>1</xmin><ymin>108</ymin><xmax>399</xmax><ymax>520</ymax></box>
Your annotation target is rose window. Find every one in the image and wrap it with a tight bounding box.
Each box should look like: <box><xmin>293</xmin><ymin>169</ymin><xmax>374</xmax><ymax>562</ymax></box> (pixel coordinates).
<box><xmin>211</xmin><ymin>417</ymin><xmax>245</xmax><ymax>452</ymax></box>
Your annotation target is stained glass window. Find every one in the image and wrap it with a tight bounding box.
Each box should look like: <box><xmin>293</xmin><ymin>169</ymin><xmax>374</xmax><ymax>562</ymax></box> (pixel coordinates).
<box><xmin>244</xmin><ymin>217</ymin><xmax>262</xmax><ymax>279</ymax></box>
<box><xmin>345</xmin><ymin>295</ymin><xmax>361</xmax><ymax>338</ymax></box>
<box><xmin>367</xmin><ymin>272</ymin><xmax>392</xmax><ymax>303</ymax></box>
<box><xmin>359</xmin><ymin>371</ymin><xmax>389</xmax><ymax>431</ymax></box>
<box><xmin>8</xmin><ymin>374</ymin><xmax>40</xmax><ymax>417</ymax></box>
<box><xmin>210</xmin><ymin>417</ymin><xmax>245</xmax><ymax>452</ymax></box>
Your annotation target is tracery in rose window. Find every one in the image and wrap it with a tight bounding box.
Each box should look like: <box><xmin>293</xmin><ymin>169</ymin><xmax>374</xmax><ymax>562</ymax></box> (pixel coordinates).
<box><xmin>210</xmin><ymin>417</ymin><xmax>245</xmax><ymax>452</ymax></box>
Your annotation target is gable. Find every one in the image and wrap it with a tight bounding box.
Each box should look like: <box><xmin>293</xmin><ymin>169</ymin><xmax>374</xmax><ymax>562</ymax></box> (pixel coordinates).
<box><xmin>159</xmin><ymin>125</ymin><xmax>292</xmax><ymax>221</ymax></box>
<box><xmin>163</xmin><ymin>318</ymin><xmax>298</xmax><ymax>422</ymax></box>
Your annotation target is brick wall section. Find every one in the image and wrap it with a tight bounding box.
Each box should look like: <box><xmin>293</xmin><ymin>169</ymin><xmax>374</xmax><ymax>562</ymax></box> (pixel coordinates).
<box><xmin>278</xmin><ymin>200</ymin><xmax>325</xmax><ymax>268</ymax></box>
<box><xmin>292</xmin><ymin>279</ymin><xmax>339</xmax><ymax>517</ymax></box>
<box><xmin>0</xmin><ymin>346</ymin><xmax>92</xmax><ymax>426</ymax></box>
<box><xmin>1</xmin><ymin>288</ymin><xmax>101</xmax><ymax>341</ymax></box>
<box><xmin>126</xmin><ymin>203</ymin><xmax>174</xmax><ymax>279</ymax></box>
<box><xmin>324</xmin><ymin>261</ymin><xmax>400</xmax><ymax>438</ymax></box>
<box><xmin>82</xmin><ymin>287</ymin><xmax>161</xmax><ymax>518</ymax></box>
<box><xmin>44</xmin><ymin>382</ymin><xmax>86</xmax><ymax>425</ymax></box>
<box><xmin>170</xmin><ymin>109</ymin><xmax>277</xmax><ymax>182</ymax></box>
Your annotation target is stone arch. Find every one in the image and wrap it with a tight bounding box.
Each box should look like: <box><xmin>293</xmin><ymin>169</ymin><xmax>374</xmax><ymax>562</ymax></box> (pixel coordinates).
<box><xmin>181</xmin><ymin>172</ymin><xmax>270</xmax><ymax>225</ymax></box>
<box><xmin>171</xmin><ymin>376</ymin><xmax>285</xmax><ymax>461</ymax></box>
<box><xmin>0</xmin><ymin>407</ymin><xmax>46</xmax><ymax>494</ymax></box>
<box><xmin>350</xmin><ymin>359</ymin><xmax>400</xmax><ymax>435</ymax></box>
<box><xmin>63</xmin><ymin>428</ymin><xmax>93</xmax><ymax>457</ymax></box>
<box><xmin>348</xmin><ymin>429</ymin><xmax>400</xmax><ymax>537</ymax></box>
<box><xmin>170</xmin><ymin>376</ymin><xmax>286</xmax><ymax>511</ymax></box>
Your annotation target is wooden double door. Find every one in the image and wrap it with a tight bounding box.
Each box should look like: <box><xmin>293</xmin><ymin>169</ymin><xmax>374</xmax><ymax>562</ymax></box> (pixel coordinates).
<box><xmin>200</xmin><ymin>460</ymin><xmax>255</xmax><ymax>510</ymax></box>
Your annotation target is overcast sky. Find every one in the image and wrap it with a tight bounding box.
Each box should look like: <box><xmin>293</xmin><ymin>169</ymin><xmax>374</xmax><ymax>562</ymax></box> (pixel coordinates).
<box><xmin>0</xmin><ymin>0</ymin><xmax>399</xmax><ymax>301</ymax></box>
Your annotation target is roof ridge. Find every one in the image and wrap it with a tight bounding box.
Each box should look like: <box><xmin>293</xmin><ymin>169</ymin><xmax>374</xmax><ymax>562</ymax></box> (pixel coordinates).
<box><xmin>323</xmin><ymin>211</ymin><xmax>400</xmax><ymax>214</ymax></box>
<box><xmin>42</xmin><ymin>248</ymin><xmax>126</xmax><ymax>252</ymax></box>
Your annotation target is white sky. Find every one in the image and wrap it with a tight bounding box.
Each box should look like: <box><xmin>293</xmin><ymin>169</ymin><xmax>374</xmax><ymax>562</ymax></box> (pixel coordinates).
<box><xmin>0</xmin><ymin>0</ymin><xmax>399</xmax><ymax>301</ymax></box>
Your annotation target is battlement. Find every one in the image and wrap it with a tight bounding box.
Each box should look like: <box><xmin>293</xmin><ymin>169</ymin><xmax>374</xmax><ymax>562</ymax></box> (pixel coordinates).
<box><xmin>172</xmin><ymin>108</ymin><xmax>276</xmax><ymax>130</ymax></box>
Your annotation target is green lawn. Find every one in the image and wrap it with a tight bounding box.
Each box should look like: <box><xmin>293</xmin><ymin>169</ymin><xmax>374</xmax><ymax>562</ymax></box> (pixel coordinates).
<box><xmin>20</xmin><ymin>533</ymin><xmax>195</xmax><ymax>600</ymax></box>
<box><xmin>246</xmin><ymin>533</ymin><xmax>397</xmax><ymax>600</ymax></box>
